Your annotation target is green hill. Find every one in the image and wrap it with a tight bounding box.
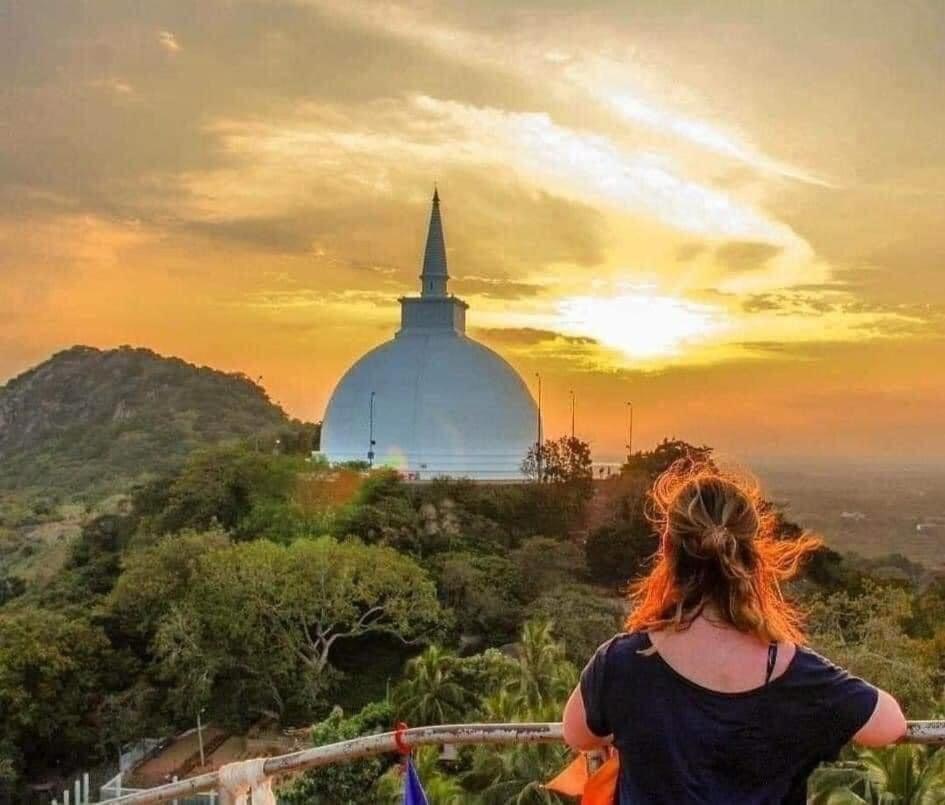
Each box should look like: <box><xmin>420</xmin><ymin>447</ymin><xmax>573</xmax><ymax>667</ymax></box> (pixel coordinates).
<box><xmin>0</xmin><ymin>345</ymin><xmax>299</xmax><ymax>501</ymax></box>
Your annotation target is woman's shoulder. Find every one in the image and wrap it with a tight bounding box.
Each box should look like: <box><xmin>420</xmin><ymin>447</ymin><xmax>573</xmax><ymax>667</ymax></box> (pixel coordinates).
<box><xmin>789</xmin><ymin>644</ymin><xmax>849</xmax><ymax>675</ymax></box>
<box><xmin>775</xmin><ymin>644</ymin><xmax>880</xmax><ymax>749</ymax></box>
<box><xmin>580</xmin><ymin>631</ymin><xmax>653</xmax><ymax>704</ymax></box>
<box><xmin>778</xmin><ymin>644</ymin><xmax>876</xmax><ymax>693</ymax></box>
<box><xmin>587</xmin><ymin>631</ymin><xmax>653</xmax><ymax>669</ymax></box>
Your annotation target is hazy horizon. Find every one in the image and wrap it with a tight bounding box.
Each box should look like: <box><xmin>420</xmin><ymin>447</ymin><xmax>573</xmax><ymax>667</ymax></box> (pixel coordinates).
<box><xmin>3</xmin><ymin>1</ymin><xmax>944</xmax><ymax>464</ymax></box>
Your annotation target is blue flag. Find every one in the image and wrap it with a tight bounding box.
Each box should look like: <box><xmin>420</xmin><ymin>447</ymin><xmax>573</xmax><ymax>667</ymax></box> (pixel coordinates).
<box><xmin>403</xmin><ymin>757</ymin><xmax>429</xmax><ymax>805</ymax></box>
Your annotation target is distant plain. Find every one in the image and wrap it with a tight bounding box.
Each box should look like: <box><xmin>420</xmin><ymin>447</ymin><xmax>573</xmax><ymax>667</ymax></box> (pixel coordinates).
<box><xmin>757</xmin><ymin>463</ymin><xmax>945</xmax><ymax>569</ymax></box>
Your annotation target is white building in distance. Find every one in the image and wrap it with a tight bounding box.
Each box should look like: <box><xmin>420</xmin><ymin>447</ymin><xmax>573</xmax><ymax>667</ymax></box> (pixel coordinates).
<box><xmin>320</xmin><ymin>190</ymin><xmax>538</xmax><ymax>479</ymax></box>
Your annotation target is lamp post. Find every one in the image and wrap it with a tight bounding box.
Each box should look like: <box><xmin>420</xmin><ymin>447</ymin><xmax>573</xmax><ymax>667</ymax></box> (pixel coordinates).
<box><xmin>625</xmin><ymin>401</ymin><xmax>634</xmax><ymax>462</ymax></box>
<box><xmin>535</xmin><ymin>373</ymin><xmax>543</xmax><ymax>482</ymax></box>
<box><xmin>368</xmin><ymin>391</ymin><xmax>376</xmax><ymax>467</ymax></box>
<box><xmin>253</xmin><ymin>377</ymin><xmax>263</xmax><ymax>452</ymax></box>
<box><xmin>197</xmin><ymin>708</ymin><xmax>206</xmax><ymax>767</ymax></box>
<box><xmin>570</xmin><ymin>389</ymin><xmax>575</xmax><ymax>440</ymax></box>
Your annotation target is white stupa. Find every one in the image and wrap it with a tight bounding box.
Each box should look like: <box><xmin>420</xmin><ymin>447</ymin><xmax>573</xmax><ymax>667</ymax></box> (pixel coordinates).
<box><xmin>320</xmin><ymin>190</ymin><xmax>538</xmax><ymax>479</ymax></box>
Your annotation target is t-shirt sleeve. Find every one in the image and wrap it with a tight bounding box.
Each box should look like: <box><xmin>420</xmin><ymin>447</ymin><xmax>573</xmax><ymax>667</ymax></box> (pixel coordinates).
<box><xmin>579</xmin><ymin>639</ymin><xmax>614</xmax><ymax>737</ymax></box>
<box><xmin>809</xmin><ymin>655</ymin><xmax>880</xmax><ymax>758</ymax></box>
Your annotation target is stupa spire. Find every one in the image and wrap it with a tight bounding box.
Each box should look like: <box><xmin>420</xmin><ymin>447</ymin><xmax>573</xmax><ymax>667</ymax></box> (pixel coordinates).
<box><xmin>420</xmin><ymin>187</ymin><xmax>448</xmax><ymax>297</ymax></box>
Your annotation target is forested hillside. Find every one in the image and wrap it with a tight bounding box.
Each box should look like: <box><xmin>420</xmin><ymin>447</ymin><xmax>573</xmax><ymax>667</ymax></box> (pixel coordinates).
<box><xmin>0</xmin><ymin>345</ymin><xmax>316</xmax><ymax>501</ymax></box>
<box><xmin>0</xmin><ymin>345</ymin><xmax>320</xmax><ymax>615</ymax></box>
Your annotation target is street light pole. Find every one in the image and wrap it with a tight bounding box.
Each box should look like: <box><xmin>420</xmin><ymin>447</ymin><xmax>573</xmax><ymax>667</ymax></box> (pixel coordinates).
<box><xmin>625</xmin><ymin>401</ymin><xmax>634</xmax><ymax>462</ymax></box>
<box><xmin>368</xmin><ymin>391</ymin><xmax>376</xmax><ymax>467</ymax></box>
<box><xmin>535</xmin><ymin>373</ymin><xmax>543</xmax><ymax>482</ymax></box>
<box><xmin>570</xmin><ymin>389</ymin><xmax>575</xmax><ymax>440</ymax></box>
<box><xmin>254</xmin><ymin>376</ymin><xmax>264</xmax><ymax>452</ymax></box>
<box><xmin>197</xmin><ymin>709</ymin><xmax>206</xmax><ymax>767</ymax></box>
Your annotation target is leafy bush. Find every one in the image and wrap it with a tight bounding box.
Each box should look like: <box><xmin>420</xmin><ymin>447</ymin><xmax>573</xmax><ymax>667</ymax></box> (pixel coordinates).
<box><xmin>585</xmin><ymin>521</ymin><xmax>658</xmax><ymax>588</ymax></box>
<box><xmin>512</xmin><ymin>537</ymin><xmax>587</xmax><ymax>600</ymax></box>
<box><xmin>526</xmin><ymin>584</ymin><xmax>623</xmax><ymax>665</ymax></box>
<box><xmin>134</xmin><ymin>445</ymin><xmax>300</xmax><ymax>536</ymax></box>
<box><xmin>0</xmin><ymin>609</ymin><xmax>122</xmax><ymax>780</ymax></box>
<box><xmin>38</xmin><ymin>513</ymin><xmax>137</xmax><ymax>608</ymax></box>
<box><xmin>279</xmin><ymin>700</ymin><xmax>395</xmax><ymax>805</ymax></box>
<box><xmin>435</xmin><ymin>552</ymin><xmax>525</xmax><ymax>645</ymax></box>
<box><xmin>809</xmin><ymin>744</ymin><xmax>945</xmax><ymax>803</ymax></box>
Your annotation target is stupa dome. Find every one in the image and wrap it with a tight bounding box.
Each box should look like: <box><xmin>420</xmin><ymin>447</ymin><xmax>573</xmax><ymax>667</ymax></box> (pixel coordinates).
<box><xmin>320</xmin><ymin>191</ymin><xmax>537</xmax><ymax>479</ymax></box>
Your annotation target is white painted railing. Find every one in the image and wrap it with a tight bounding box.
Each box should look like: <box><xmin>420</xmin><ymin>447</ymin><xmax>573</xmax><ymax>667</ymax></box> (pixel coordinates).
<box><xmin>96</xmin><ymin>720</ymin><xmax>945</xmax><ymax>805</ymax></box>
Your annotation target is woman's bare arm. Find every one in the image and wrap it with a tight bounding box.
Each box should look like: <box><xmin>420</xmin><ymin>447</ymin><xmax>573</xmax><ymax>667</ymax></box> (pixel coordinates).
<box><xmin>562</xmin><ymin>685</ymin><xmax>612</xmax><ymax>751</ymax></box>
<box><xmin>852</xmin><ymin>688</ymin><xmax>907</xmax><ymax>747</ymax></box>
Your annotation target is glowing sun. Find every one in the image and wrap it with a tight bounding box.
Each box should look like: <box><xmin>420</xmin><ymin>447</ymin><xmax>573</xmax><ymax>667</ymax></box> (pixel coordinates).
<box><xmin>556</xmin><ymin>290</ymin><xmax>725</xmax><ymax>360</ymax></box>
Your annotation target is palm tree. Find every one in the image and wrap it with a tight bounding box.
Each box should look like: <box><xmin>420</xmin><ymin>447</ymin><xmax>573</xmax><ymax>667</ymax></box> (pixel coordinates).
<box><xmin>512</xmin><ymin>621</ymin><xmax>577</xmax><ymax>714</ymax></box>
<box><xmin>807</xmin><ymin>761</ymin><xmax>885</xmax><ymax>804</ymax></box>
<box><xmin>465</xmin><ymin>743</ymin><xmax>570</xmax><ymax>805</ymax></box>
<box><xmin>394</xmin><ymin>645</ymin><xmax>468</xmax><ymax>725</ymax></box>
<box><xmin>861</xmin><ymin>745</ymin><xmax>945</xmax><ymax>803</ymax></box>
<box><xmin>809</xmin><ymin>745</ymin><xmax>945</xmax><ymax>804</ymax></box>
<box><xmin>481</xmin><ymin>688</ymin><xmax>522</xmax><ymax>723</ymax></box>
<box><xmin>452</xmin><ymin>622</ymin><xmax>577</xmax><ymax>804</ymax></box>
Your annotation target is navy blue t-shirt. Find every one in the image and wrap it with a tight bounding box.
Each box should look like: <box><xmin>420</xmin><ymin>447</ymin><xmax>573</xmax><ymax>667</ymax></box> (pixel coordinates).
<box><xmin>580</xmin><ymin>632</ymin><xmax>878</xmax><ymax>804</ymax></box>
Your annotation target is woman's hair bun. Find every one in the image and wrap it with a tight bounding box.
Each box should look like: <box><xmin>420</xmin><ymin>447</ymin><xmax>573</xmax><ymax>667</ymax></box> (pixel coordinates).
<box><xmin>704</xmin><ymin>524</ymin><xmax>737</xmax><ymax>554</ymax></box>
<box><xmin>651</xmin><ymin>465</ymin><xmax>761</xmax><ymax>564</ymax></box>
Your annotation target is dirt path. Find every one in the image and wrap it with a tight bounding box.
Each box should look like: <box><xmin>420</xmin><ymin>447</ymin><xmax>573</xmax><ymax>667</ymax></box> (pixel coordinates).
<box><xmin>128</xmin><ymin>726</ymin><xmax>300</xmax><ymax>788</ymax></box>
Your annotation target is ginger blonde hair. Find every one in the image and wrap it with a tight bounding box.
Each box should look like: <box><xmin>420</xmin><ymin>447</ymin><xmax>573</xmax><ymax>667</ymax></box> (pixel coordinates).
<box><xmin>626</xmin><ymin>461</ymin><xmax>821</xmax><ymax>643</ymax></box>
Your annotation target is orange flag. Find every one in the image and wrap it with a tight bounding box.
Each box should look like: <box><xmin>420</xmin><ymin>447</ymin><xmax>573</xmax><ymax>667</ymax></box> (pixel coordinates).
<box><xmin>581</xmin><ymin>756</ymin><xmax>619</xmax><ymax>804</ymax></box>
<box><xmin>545</xmin><ymin>754</ymin><xmax>619</xmax><ymax>804</ymax></box>
<box><xmin>545</xmin><ymin>754</ymin><xmax>588</xmax><ymax>797</ymax></box>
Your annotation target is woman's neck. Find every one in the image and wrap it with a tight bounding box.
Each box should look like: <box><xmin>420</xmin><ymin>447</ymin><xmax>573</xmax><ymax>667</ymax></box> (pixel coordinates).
<box><xmin>668</xmin><ymin>605</ymin><xmax>763</xmax><ymax>647</ymax></box>
<box><xmin>696</xmin><ymin>604</ymin><xmax>733</xmax><ymax>630</ymax></box>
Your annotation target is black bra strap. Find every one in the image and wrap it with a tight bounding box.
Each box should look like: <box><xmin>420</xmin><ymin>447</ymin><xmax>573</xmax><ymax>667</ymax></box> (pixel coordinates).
<box><xmin>764</xmin><ymin>642</ymin><xmax>778</xmax><ymax>684</ymax></box>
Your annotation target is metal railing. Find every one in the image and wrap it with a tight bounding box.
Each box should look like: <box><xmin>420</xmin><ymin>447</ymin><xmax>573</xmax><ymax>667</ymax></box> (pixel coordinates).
<box><xmin>98</xmin><ymin>720</ymin><xmax>945</xmax><ymax>804</ymax></box>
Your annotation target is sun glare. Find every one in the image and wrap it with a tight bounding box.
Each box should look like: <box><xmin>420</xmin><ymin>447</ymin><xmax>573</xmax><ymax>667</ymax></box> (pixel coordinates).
<box><xmin>556</xmin><ymin>291</ymin><xmax>725</xmax><ymax>360</ymax></box>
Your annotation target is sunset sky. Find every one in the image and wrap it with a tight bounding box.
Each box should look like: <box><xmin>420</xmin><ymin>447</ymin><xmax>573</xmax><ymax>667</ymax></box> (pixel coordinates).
<box><xmin>2</xmin><ymin>1</ymin><xmax>944</xmax><ymax>463</ymax></box>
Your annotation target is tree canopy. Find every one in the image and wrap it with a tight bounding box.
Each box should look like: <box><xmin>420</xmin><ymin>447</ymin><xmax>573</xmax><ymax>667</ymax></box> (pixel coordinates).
<box><xmin>522</xmin><ymin>436</ymin><xmax>593</xmax><ymax>489</ymax></box>
<box><xmin>0</xmin><ymin>609</ymin><xmax>121</xmax><ymax>779</ymax></box>
<box><xmin>154</xmin><ymin>538</ymin><xmax>444</xmax><ymax>724</ymax></box>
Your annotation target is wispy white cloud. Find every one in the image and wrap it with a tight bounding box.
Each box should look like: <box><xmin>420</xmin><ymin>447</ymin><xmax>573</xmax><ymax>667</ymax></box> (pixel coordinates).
<box><xmin>594</xmin><ymin>88</ymin><xmax>833</xmax><ymax>188</ymax></box>
<box><xmin>412</xmin><ymin>96</ymin><xmax>808</xmax><ymax>250</ymax></box>
<box><xmin>187</xmin><ymin>95</ymin><xmax>809</xmax><ymax>257</ymax></box>
<box><xmin>298</xmin><ymin>0</ymin><xmax>826</xmax><ymax>186</ymax></box>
